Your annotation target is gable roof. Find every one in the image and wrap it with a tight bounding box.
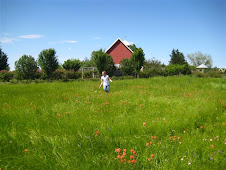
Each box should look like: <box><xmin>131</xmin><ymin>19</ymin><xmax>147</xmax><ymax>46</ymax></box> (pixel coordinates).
<box><xmin>196</xmin><ymin>64</ymin><xmax>208</xmax><ymax>69</ymax></box>
<box><xmin>105</xmin><ymin>38</ymin><xmax>134</xmax><ymax>54</ymax></box>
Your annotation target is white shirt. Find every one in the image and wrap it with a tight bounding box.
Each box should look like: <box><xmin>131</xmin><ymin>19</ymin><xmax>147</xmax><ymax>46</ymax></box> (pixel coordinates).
<box><xmin>101</xmin><ymin>75</ymin><xmax>110</xmax><ymax>86</ymax></box>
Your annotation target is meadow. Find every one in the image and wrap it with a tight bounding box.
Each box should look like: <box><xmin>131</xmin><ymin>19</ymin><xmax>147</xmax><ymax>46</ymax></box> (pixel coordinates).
<box><xmin>0</xmin><ymin>76</ymin><xmax>225</xmax><ymax>169</ymax></box>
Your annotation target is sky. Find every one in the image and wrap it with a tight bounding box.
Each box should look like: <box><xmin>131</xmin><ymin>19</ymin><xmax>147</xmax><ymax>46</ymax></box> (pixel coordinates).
<box><xmin>0</xmin><ymin>0</ymin><xmax>225</xmax><ymax>70</ymax></box>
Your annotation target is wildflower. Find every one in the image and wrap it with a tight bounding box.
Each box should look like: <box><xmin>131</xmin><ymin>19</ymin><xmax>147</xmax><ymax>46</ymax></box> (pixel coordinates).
<box><xmin>188</xmin><ymin>162</ymin><xmax>191</xmax><ymax>165</ymax></box>
<box><xmin>128</xmin><ymin>160</ymin><xmax>131</xmax><ymax>163</ymax></box>
<box><xmin>95</xmin><ymin>131</ymin><xmax>100</xmax><ymax>136</ymax></box>
<box><xmin>150</xmin><ymin>141</ymin><xmax>153</xmax><ymax>145</ymax></box>
<box><xmin>210</xmin><ymin>139</ymin><xmax>213</xmax><ymax>141</ymax></box>
<box><xmin>181</xmin><ymin>158</ymin><xmax>184</xmax><ymax>161</ymax></box>
<box><xmin>154</xmin><ymin>136</ymin><xmax>157</xmax><ymax>139</ymax></box>
<box><xmin>123</xmin><ymin>149</ymin><xmax>126</xmax><ymax>152</ymax></box>
<box><xmin>120</xmin><ymin>155</ymin><xmax>124</xmax><ymax>159</ymax></box>
<box><xmin>179</xmin><ymin>142</ymin><xmax>182</xmax><ymax>144</ymax></box>
<box><xmin>151</xmin><ymin>154</ymin><xmax>154</xmax><ymax>158</ymax></box>
<box><xmin>115</xmin><ymin>148</ymin><xmax>121</xmax><ymax>153</ymax></box>
<box><xmin>178</xmin><ymin>136</ymin><xmax>181</xmax><ymax>140</ymax></box>
<box><xmin>151</xmin><ymin>136</ymin><xmax>153</xmax><ymax>139</ymax></box>
<box><xmin>148</xmin><ymin>158</ymin><xmax>151</xmax><ymax>161</ymax></box>
<box><xmin>121</xmin><ymin>159</ymin><xmax>126</xmax><ymax>163</ymax></box>
<box><xmin>143</xmin><ymin>122</ymin><xmax>146</xmax><ymax>126</ymax></box>
<box><xmin>117</xmin><ymin>155</ymin><xmax>121</xmax><ymax>159</ymax></box>
<box><xmin>130</xmin><ymin>155</ymin><xmax>134</xmax><ymax>159</ymax></box>
<box><xmin>223</xmin><ymin>122</ymin><xmax>225</xmax><ymax>126</ymax></box>
<box><xmin>184</xmin><ymin>131</ymin><xmax>186</xmax><ymax>133</ymax></box>
<box><xmin>24</xmin><ymin>149</ymin><xmax>28</xmax><ymax>153</ymax></box>
<box><xmin>132</xmin><ymin>159</ymin><xmax>136</xmax><ymax>163</ymax></box>
<box><xmin>123</xmin><ymin>152</ymin><xmax>126</xmax><ymax>156</ymax></box>
<box><xmin>146</xmin><ymin>143</ymin><xmax>149</xmax><ymax>146</ymax></box>
<box><xmin>130</xmin><ymin>149</ymin><xmax>134</xmax><ymax>153</ymax></box>
<box><xmin>33</xmin><ymin>105</ymin><xmax>37</xmax><ymax>109</ymax></box>
<box><xmin>165</xmin><ymin>121</ymin><xmax>167</xmax><ymax>123</ymax></box>
<box><xmin>211</xmin><ymin>145</ymin><xmax>215</xmax><ymax>148</ymax></box>
<box><xmin>132</xmin><ymin>151</ymin><xmax>136</xmax><ymax>155</ymax></box>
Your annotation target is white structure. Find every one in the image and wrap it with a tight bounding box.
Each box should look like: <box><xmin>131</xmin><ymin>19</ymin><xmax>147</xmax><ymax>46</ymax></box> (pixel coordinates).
<box><xmin>196</xmin><ymin>64</ymin><xmax>208</xmax><ymax>73</ymax></box>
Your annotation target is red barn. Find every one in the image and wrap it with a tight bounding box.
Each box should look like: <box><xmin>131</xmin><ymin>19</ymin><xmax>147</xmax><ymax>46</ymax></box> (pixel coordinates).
<box><xmin>105</xmin><ymin>38</ymin><xmax>133</xmax><ymax>67</ymax></box>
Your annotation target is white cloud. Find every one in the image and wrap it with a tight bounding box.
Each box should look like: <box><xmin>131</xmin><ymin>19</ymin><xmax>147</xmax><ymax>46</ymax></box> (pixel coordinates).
<box><xmin>0</xmin><ymin>37</ymin><xmax>17</xmax><ymax>44</ymax></box>
<box><xmin>94</xmin><ymin>37</ymin><xmax>101</xmax><ymax>40</ymax></box>
<box><xmin>48</xmin><ymin>40</ymin><xmax>78</xmax><ymax>45</ymax></box>
<box><xmin>19</xmin><ymin>34</ymin><xmax>44</xmax><ymax>39</ymax></box>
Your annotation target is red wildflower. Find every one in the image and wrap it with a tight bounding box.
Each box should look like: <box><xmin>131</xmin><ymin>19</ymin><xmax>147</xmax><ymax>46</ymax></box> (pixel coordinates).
<box><xmin>24</xmin><ymin>149</ymin><xmax>28</xmax><ymax>153</ymax></box>
<box><xmin>132</xmin><ymin>159</ymin><xmax>136</xmax><ymax>163</ymax></box>
<box><xmin>95</xmin><ymin>131</ymin><xmax>100</xmax><ymax>136</ymax></box>
<box><xmin>115</xmin><ymin>148</ymin><xmax>121</xmax><ymax>153</ymax></box>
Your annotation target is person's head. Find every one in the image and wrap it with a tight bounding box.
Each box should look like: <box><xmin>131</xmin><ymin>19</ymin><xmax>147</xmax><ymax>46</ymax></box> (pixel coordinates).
<box><xmin>102</xmin><ymin>71</ymin><xmax>106</xmax><ymax>76</ymax></box>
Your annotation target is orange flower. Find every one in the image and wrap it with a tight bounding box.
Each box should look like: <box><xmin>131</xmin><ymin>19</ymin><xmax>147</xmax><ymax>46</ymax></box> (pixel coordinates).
<box><xmin>150</xmin><ymin>141</ymin><xmax>153</xmax><ymax>145</ymax></box>
<box><xmin>95</xmin><ymin>131</ymin><xmax>100</xmax><ymax>136</ymax></box>
<box><xmin>115</xmin><ymin>148</ymin><xmax>121</xmax><ymax>153</ymax></box>
<box><xmin>211</xmin><ymin>145</ymin><xmax>215</xmax><ymax>148</ymax></box>
<box><xmin>143</xmin><ymin>122</ymin><xmax>146</xmax><ymax>126</ymax></box>
<box><xmin>132</xmin><ymin>151</ymin><xmax>136</xmax><ymax>155</ymax></box>
<box><xmin>117</xmin><ymin>155</ymin><xmax>121</xmax><ymax>159</ymax></box>
<box><xmin>24</xmin><ymin>149</ymin><xmax>28</xmax><ymax>153</ymax></box>
<box><xmin>178</xmin><ymin>136</ymin><xmax>181</xmax><ymax>140</ymax></box>
<box><xmin>132</xmin><ymin>159</ymin><xmax>136</xmax><ymax>163</ymax></box>
<box><xmin>130</xmin><ymin>149</ymin><xmax>134</xmax><ymax>153</ymax></box>
<box><xmin>151</xmin><ymin>136</ymin><xmax>153</xmax><ymax>139</ymax></box>
<box><xmin>130</xmin><ymin>155</ymin><xmax>134</xmax><ymax>159</ymax></box>
<box><xmin>151</xmin><ymin>154</ymin><xmax>154</xmax><ymax>158</ymax></box>
<box><xmin>128</xmin><ymin>160</ymin><xmax>131</xmax><ymax>163</ymax></box>
<box><xmin>223</xmin><ymin>122</ymin><xmax>225</xmax><ymax>126</ymax></box>
<box><xmin>121</xmin><ymin>159</ymin><xmax>126</xmax><ymax>163</ymax></box>
<box><xmin>123</xmin><ymin>149</ymin><xmax>126</xmax><ymax>152</ymax></box>
<box><xmin>120</xmin><ymin>155</ymin><xmax>124</xmax><ymax>159</ymax></box>
<box><xmin>154</xmin><ymin>136</ymin><xmax>157</xmax><ymax>139</ymax></box>
<box><xmin>123</xmin><ymin>152</ymin><xmax>126</xmax><ymax>156</ymax></box>
<box><xmin>146</xmin><ymin>143</ymin><xmax>149</xmax><ymax>146</ymax></box>
<box><xmin>148</xmin><ymin>158</ymin><xmax>151</xmax><ymax>161</ymax></box>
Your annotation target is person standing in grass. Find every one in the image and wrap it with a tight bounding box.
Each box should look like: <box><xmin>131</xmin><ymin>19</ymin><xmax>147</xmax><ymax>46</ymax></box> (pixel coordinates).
<box><xmin>99</xmin><ymin>71</ymin><xmax>113</xmax><ymax>92</ymax></box>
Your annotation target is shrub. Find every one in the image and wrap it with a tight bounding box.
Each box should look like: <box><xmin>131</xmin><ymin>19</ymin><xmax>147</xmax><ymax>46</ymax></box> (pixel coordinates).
<box><xmin>207</xmin><ymin>71</ymin><xmax>222</xmax><ymax>78</ymax></box>
<box><xmin>0</xmin><ymin>70</ymin><xmax>14</xmax><ymax>82</ymax></box>
<box><xmin>166</xmin><ymin>64</ymin><xmax>191</xmax><ymax>75</ymax></box>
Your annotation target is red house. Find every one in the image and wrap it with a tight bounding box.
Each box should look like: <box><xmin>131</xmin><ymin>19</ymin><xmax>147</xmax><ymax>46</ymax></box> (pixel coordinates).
<box><xmin>105</xmin><ymin>38</ymin><xmax>133</xmax><ymax>67</ymax></box>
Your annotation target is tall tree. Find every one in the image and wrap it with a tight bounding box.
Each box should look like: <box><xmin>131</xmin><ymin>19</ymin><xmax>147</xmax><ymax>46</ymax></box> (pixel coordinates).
<box><xmin>169</xmin><ymin>49</ymin><xmax>187</xmax><ymax>65</ymax></box>
<box><xmin>130</xmin><ymin>47</ymin><xmax>145</xmax><ymax>73</ymax></box>
<box><xmin>187</xmin><ymin>51</ymin><xmax>213</xmax><ymax>67</ymax></box>
<box><xmin>15</xmin><ymin>55</ymin><xmax>38</xmax><ymax>80</ymax></box>
<box><xmin>0</xmin><ymin>47</ymin><xmax>9</xmax><ymax>70</ymax></box>
<box><xmin>63</xmin><ymin>59</ymin><xmax>81</xmax><ymax>71</ymax></box>
<box><xmin>38</xmin><ymin>48</ymin><xmax>59</xmax><ymax>79</ymax></box>
<box><xmin>92</xmin><ymin>49</ymin><xmax>115</xmax><ymax>76</ymax></box>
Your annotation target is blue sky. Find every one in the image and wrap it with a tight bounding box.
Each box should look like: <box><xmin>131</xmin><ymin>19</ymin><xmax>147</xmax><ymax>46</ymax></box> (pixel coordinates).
<box><xmin>0</xmin><ymin>0</ymin><xmax>225</xmax><ymax>70</ymax></box>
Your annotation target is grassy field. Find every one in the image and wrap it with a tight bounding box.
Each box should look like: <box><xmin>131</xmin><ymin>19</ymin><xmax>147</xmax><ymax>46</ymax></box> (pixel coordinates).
<box><xmin>0</xmin><ymin>76</ymin><xmax>225</xmax><ymax>169</ymax></box>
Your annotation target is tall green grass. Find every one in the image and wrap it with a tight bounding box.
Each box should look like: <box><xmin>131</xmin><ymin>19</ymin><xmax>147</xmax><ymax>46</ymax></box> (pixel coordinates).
<box><xmin>0</xmin><ymin>76</ymin><xmax>225</xmax><ymax>169</ymax></box>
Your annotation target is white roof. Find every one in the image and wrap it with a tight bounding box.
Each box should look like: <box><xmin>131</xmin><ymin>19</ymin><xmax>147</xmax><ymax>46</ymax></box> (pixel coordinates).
<box><xmin>105</xmin><ymin>38</ymin><xmax>133</xmax><ymax>54</ymax></box>
<box><xmin>196</xmin><ymin>64</ymin><xmax>208</xmax><ymax>69</ymax></box>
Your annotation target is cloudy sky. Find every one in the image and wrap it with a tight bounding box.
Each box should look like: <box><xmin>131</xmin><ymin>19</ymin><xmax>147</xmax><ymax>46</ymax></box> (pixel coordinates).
<box><xmin>0</xmin><ymin>0</ymin><xmax>225</xmax><ymax>70</ymax></box>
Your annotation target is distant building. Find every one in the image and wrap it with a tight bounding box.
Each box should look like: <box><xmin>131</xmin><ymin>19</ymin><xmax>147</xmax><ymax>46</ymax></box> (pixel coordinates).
<box><xmin>196</xmin><ymin>64</ymin><xmax>208</xmax><ymax>73</ymax></box>
<box><xmin>106</xmin><ymin>38</ymin><xmax>133</xmax><ymax>67</ymax></box>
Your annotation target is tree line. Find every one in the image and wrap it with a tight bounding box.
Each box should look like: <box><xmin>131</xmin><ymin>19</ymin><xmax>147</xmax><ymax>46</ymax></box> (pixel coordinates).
<box><xmin>0</xmin><ymin>45</ymin><xmax>217</xmax><ymax>82</ymax></box>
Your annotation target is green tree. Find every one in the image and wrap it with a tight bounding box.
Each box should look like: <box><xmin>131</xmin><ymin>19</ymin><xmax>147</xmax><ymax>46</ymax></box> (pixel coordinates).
<box><xmin>187</xmin><ymin>51</ymin><xmax>213</xmax><ymax>68</ymax></box>
<box><xmin>15</xmin><ymin>55</ymin><xmax>38</xmax><ymax>80</ymax></box>
<box><xmin>169</xmin><ymin>49</ymin><xmax>187</xmax><ymax>65</ymax></box>
<box><xmin>130</xmin><ymin>48</ymin><xmax>145</xmax><ymax>74</ymax></box>
<box><xmin>120</xmin><ymin>58</ymin><xmax>134</xmax><ymax>76</ymax></box>
<box><xmin>38</xmin><ymin>48</ymin><xmax>59</xmax><ymax>79</ymax></box>
<box><xmin>81</xmin><ymin>57</ymin><xmax>96</xmax><ymax>67</ymax></box>
<box><xmin>0</xmin><ymin>47</ymin><xmax>9</xmax><ymax>70</ymax></box>
<box><xmin>63</xmin><ymin>59</ymin><xmax>81</xmax><ymax>71</ymax></box>
<box><xmin>144</xmin><ymin>57</ymin><xmax>165</xmax><ymax>68</ymax></box>
<box><xmin>92</xmin><ymin>49</ymin><xmax>115</xmax><ymax>76</ymax></box>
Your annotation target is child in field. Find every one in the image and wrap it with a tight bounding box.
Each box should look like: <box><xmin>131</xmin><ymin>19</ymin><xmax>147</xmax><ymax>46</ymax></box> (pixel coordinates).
<box><xmin>99</xmin><ymin>71</ymin><xmax>113</xmax><ymax>92</ymax></box>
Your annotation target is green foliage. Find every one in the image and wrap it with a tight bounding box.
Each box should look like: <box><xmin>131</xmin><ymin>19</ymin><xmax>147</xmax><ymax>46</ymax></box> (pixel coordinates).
<box><xmin>92</xmin><ymin>49</ymin><xmax>116</xmax><ymax>76</ymax></box>
<box><xmin>81</xmin><ymin>57</ymin><xmax>96</xmax><ymax>67</ymax></box>
<box><xmin>166</xmin><ymin>64</ymin><xmax>191</xmax><ymax>75</ymax></box>
<box><xmin>63</xmin><ymin>59</ymin><xmax>81</xmax><ymax>71</ymax></box>
<box><xmin>38</xmin><ymin>48</ymin><xmax>59</xmax><ymax>79</ymax></box>
<box><xmin>187</xmin><ymin>51</ymin><xmax>213</xmax><ymax>68</ymax></box>
<box><xmin>139</xmin><ymin>68</ymin><xmax>166</xmax><ymax>78</ymax></box>
<box><xmin>120</xmin><ymin>58</ymin><xmax>134</xmax><ymax>76</ymax></box>
<box><xmin>0</xmin><ymin>47</ymin><xmax>9</xmax><ymax>70</ymax></box>
<box><xmin>15</xmin><ymin>55</ymin><xmax>38</xmax><ymax>80</ymax></box>
<box><xmin>0</xmin><ymin>70</ymin><xmax>14</xmax><ymax>82</ymax></box>
<box><xmin>51</xmin><ymin>69</ymin><xmax>82</xmax><ymax>80</ymax></box>
<box><xmin>144</xmin><ymin>57</ymin><xmax>165</xmax><ymax>68</ymax></box>
<box><xmin>169</xmin><ymin>49</ymin><xmax>187</xmax><ymax>65</ymax></box>
<box><xmin>0</xmin><ymin>77</ymin><xmax>225</xmax><ymax>169</ymax></box>
<box><xmin>130</xmin><ymin>48</ymin><xmax>145</xmax><ymax>73</ymax></box>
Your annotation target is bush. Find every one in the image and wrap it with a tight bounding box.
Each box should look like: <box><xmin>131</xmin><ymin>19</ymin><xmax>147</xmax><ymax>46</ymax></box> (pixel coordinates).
<box><xmin>207</xmin><ymin>71</ymin><xmax>222</xmax><ymax>78</ymax></box>
<box><xmin>166</xmin><ymin>64</ymin><xmax>191</xmax><ymax>75</ymax></box>
<box><xmin>139</xmin><ymin>68</ymin><xmax>166</xmax><ymax>78</ymax></box>
<box><xmin>0</xmin><ymin>70</ymin><xmax>14</xmax><ymax>82</ymax></box>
